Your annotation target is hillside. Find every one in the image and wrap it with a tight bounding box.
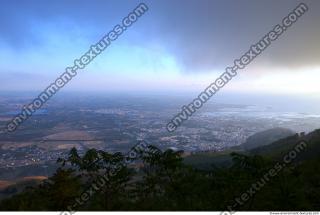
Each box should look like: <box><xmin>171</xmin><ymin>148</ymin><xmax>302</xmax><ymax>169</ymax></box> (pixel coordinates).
<box><xmin>184</xmin><ymin>128</ymin><xmax>319</xmax><ymax>169</ymax></box>
<box><xmin>1</xmin><ymin>129</ymin><xmax>320</xmax><ymax>211</ymax></box>
<box><xmin>239</xmin><ymin>127</ymin><xmax>295</xmax><ymax>150</ymax></box>
<box><xmin>0</xmin><ymin>176</ymin><xmax>47</xmax><ymax>200</ymax></box>
<box><xmin>250</xmin><ymin>129</ymin><xmax>320</xmax><ymax>161</ymax></box>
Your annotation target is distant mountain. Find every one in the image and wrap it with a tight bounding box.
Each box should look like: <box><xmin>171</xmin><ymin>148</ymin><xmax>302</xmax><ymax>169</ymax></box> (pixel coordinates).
<box><xmin>239</xmin><ymin>127</ymin><xmax>295</xmax><ymax>150</ymax></box>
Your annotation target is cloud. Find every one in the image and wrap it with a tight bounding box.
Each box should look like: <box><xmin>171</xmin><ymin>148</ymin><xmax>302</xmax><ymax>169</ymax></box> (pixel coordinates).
<box><xmin>141</xmin><ymin>0</ymin><xmax>320</xmax><ymax>72</ymax></box>
<box><xmin>0</xmin><ymin>0</ymin><xmax>319</xmax><ymax>74</ymax></box>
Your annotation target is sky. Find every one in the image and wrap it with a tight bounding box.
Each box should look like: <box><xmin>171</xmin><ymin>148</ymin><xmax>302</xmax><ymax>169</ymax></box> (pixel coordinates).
<box><xmin>0</xmin><ymin>0</ymin><xmax>320</xmax><ymax>96</ymax></box>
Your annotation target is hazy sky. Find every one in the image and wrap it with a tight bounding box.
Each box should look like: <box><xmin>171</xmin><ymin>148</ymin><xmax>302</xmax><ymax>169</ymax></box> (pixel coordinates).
<box><xmin>1</xmin><ymin>0</ymin><xmax>319</xmax><ymax>96</ymax></box>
